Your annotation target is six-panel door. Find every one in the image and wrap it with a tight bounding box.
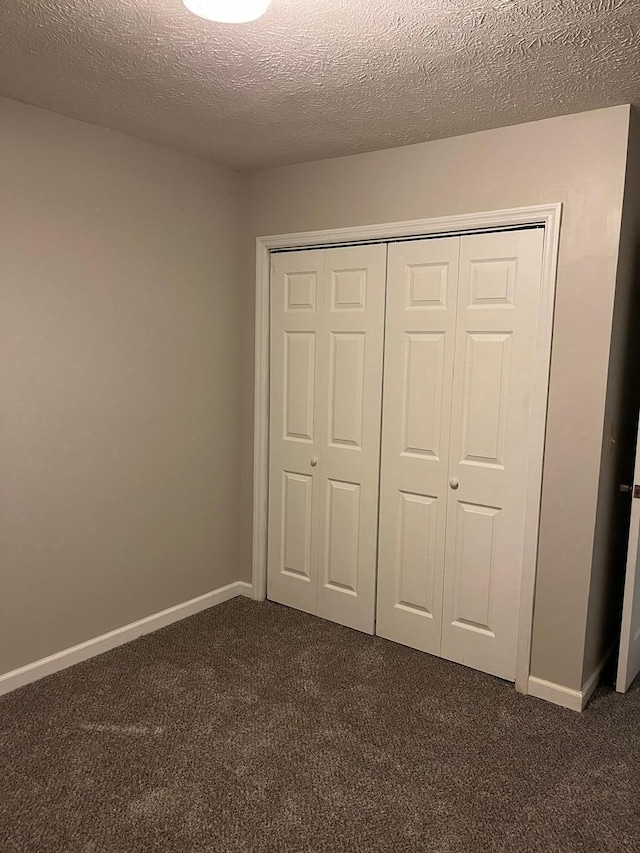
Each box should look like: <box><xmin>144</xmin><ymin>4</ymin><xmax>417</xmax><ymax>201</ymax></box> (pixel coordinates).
<box><xmin>441</xmin><ymin>229</ymin><xmax>544</xmax><ymax>681</ymax></box>
<box><xmin>267</xmin><ymin>244</ymin><xmax>387</xmax><ymax>633</ymax></box>
<box><xmin>376</xmin><ymin>237</ymin><xmax>460</xmax><ymax>653</ymax></box>
<box><xmin>316</xmin><ymin>245</ymin><xmax>387</xmax><ymax>633</ymax></box>
<box><xmin>268</xmin><ymin>250</ymin><xmax>324</xmax><ymax>616</ymax></box>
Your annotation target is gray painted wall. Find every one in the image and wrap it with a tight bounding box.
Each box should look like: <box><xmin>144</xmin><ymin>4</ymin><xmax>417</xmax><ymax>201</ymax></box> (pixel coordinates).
<box><xmin>1</xmin><ymin>96</ymin><xmax>634</xmax><ymax>698</ymax></box>
<box><xmin>584</xmin><ymin>107</ymin><xmax>640</xmax><ymax>684</ymax></box>
<box><xmin>0</xmin><ymin>97</ymin><xmax>246</xmax><ymax>674</ymax></box>
<box><xmin>241</xmin><ymin>106</ymin><xmax>631</xmax><ymax>692</ymax></box>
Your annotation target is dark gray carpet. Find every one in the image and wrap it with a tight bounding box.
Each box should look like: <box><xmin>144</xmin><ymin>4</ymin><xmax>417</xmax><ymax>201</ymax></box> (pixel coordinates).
<box><xmin>0</xmin><ymin>598</ymin><xmax>638</xmax><ymax>853</ymax></box>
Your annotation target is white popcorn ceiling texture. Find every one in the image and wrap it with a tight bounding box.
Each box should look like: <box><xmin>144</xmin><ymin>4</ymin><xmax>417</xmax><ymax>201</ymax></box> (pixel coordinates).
<box><xmin>1</xmin><ymin>0</ymin><xmax>639</xmax><ymax>171</ymax></box>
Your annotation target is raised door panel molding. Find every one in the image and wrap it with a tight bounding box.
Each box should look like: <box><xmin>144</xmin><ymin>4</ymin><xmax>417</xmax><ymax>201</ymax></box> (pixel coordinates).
<box><xmin>328</xmin><ymin>331</ymin><xmax>366</xmax><ymax>450</ymax></box>
<box><xmin>281</xmin><ymin>472</ymin><xmax>314</xmax><ymax>581</ymax></box>
<box><xmin>460</xmin><ymin>332</ymin><xmax>512</xmax><ymax>469</ymax></box>
<box><xmin>401</xmin><ymin>331</ymin><xmax>446</xmax><ymax>460</ymax></box>
<box><xmin>323</xmin><ymin>479</ymin><xmax>361</xmax><ymax>595</ymax></box>
<box><xmin>331</xmin><ymin>267</ymin><xmax>367</xmax><ymax>311</ymax></box>
<box><xmin>285</xmin><ymin>270</ymin><xmax>318</xmax><ymax>312</ymax></box>
<box><xmin>406</xmin><ymin>262</ymin><xmax>449</xmax><ymax>309</ymax></box>
<box><xmin>395</xmin><ymin>491</ymin><xmax>438</xmax><ymax>617</ymax></box>
<box><xmin>451</xmin><ymin>501</ymin><xmax>500</xmax><ymax>636</ymax></box>
<box><xmin>283</xmin><ymin>331</ymin><xmax>316</xmax><ymax>443</ymax></box>
<box><xmin>468</xmin><ymin>258</ymin><xmax>517</xmax><ymax>308</ymax></box>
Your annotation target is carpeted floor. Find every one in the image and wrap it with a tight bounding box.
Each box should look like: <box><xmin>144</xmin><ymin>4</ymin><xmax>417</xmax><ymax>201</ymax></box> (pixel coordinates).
<box><xmin>0</xmin><ymin>598</ymin><xmax>638</xmax><ymax>853</ymax></box>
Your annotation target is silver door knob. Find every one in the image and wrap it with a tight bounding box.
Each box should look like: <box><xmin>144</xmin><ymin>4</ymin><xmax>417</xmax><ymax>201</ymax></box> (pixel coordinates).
<box><xmin>310</xmin><ymin>456</ymin><xmax>318</xmax><ymax>467</ymax></box>
<box><xmin>449</xmin><ymin>478</ymin><xmax>459</xmax><ymax>490</ymax></box>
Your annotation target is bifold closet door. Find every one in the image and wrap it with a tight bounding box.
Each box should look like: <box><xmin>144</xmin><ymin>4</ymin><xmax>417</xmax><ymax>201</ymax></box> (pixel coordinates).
<box><xmin>376</xmin><ymin>228</ymin><xmax>545</xmax><ymax>682</ymax></box>
<box><xmin>441</xmin><ymin>229</ymin><xmax>545</xmax><ymax>681</ymax></box>
<box><xmin>316</xmin><ymin>245</ymin><xmax>387</xmax><ymax>632</ymax></box>
<box><xmin>267</xmin><ymin>249</ymin><xmax>324</xmax><ymax>616</ymax></box>
<box><xmin>376</xmin><ymin>237</ymin><xmax>460</xmax><ymax>653</ymax></box>
<box><xmin>267</xmin><ymin>244</ymin><xmax>387</xmax><ymax>633</ymax></box>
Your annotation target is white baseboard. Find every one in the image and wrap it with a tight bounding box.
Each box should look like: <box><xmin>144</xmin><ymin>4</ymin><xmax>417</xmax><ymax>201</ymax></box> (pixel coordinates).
<box><xmin>0</xmin><ymin>580</ymin><xmax>253</xmax><ymax>697</ymax></box>
<box><xmin>580</xmin><ymin>643</ymin><xmax>615</xmax><ymax>709</ymax></box>
<box><xmin>527</xmin><ymin>643</ymin><xmax>614</xmax><ymax>713</ymax></box>
<box><xmin>527</xmin><ymin>676</ymin><xmax>583</xmax><ymax>712</ymax></box>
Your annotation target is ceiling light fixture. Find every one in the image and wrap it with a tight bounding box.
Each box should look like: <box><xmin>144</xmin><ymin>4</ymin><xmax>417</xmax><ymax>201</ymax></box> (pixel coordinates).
<box><xmin>183</xmin><ymin>0</ymin><xmax>271</xmax><ymax>23</ymax></box>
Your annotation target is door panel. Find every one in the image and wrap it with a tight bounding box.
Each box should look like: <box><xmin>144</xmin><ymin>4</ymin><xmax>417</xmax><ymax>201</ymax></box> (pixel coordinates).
<box><xmin>441</xmin><ymin>229</ymin><xmax>545</xmax><ymax>681</ymax></box>
<box><xmin>324</xmin><ymin>479</ymin><xmax>361</xmax><ymax>594</ymax></box>
<box><xmin>451</xmin><ymin>501</ymin><xmax>500</xmax><ymax>634</ymax></box>
<box><xmin>316</xmin><ymin>244</ymin><xmax>387</xmax><ymax>633</ymax></box>
<box><xmin>268</xmin><ymin>251</ymin><xmax>324</xmax><ymax>615</ymax></box>
<box><xmin>459</xmin><ymin>332</ymin><xmax>512</xmax><ymax>467</ymax></box>
<box><xmin>269</xmin><ymin>244</ymin><xmax>386</xmax><ymax>633</ymax></box>
<box><xmin>376</xmin><ymin>238</ymin><xmax>460</xmax><ymax>653</ymax></box>
<box><xmin>281</xmin><ymin>472</ymin><xmax>314</xmax><ymax>580</ymax></box>
<box><xmin>395</xmin><ymin>490</ymin><xmax>439</xmax><ymax>615</ymax></box>
<box><xmin>283</xmin><ymin>332</ymin><xmax>316</xmax><ymax>443</ymax></box>
<box><xmin>402</xmin><ymin>332</ymin><xmax>447</xmax><ymax>459</ymax></box>
<box><xmin>616</xmin><ymin>418</ymin><xmax>640</xmax><ymax>693</ymax></box>
<box><xmin>328</xmin><ymin>332</ymin><xmax>366</xmax><ymax>449</ymax></box>
<box><xmin>285</xmin><ymin>270</ymin><xmax>318</xmax><ymax>311</ymax></box>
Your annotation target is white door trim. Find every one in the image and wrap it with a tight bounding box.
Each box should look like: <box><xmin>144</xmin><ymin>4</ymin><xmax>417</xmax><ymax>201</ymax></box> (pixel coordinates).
<box><xmin>252</xmin><ymin>204</ymin><xmax>562</xmax><ymax>694</ymax></box>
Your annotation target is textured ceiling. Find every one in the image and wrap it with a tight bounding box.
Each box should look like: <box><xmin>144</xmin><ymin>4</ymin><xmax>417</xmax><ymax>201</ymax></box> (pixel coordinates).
<box><xmin>1</xmin><ymin>0</ymin><xmax>639</xmax><ymax>171</ymax></box>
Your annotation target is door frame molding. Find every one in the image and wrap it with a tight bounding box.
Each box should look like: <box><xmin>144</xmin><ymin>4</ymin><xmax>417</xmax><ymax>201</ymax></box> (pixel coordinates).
<box><xmin>252</xmin><ymin>204</ymin><xmax>562</xmax><ymax>693</ymax></box>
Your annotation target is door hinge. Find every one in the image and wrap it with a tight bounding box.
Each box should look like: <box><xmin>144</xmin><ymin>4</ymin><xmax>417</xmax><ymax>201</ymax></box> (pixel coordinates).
<box><xmin>634</xmin><ymin>485</ymin><xmax>640</xmax><ymax>499</ymax></box>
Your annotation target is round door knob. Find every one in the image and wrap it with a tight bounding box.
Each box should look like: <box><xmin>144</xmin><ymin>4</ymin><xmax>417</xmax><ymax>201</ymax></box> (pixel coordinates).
<box><xmin>310</xmin><ymin>456</ymin><xmax>318</xmax><ymax>467</ymax></box>
<box><xmin>449</xmin><ymin>478</ymin><xmax>459</xmax><ymax>490</ymax></box>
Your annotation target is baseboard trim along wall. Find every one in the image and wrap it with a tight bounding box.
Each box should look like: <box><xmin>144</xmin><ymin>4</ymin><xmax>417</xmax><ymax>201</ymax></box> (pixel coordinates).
<box><xmin>527</xmin><ymin>676</ymin><xmax>584</xmax><ymax>712</ymax></box>
<box><xmin>580</xmin><ymin>644</ymin><xmax>615</xmax><ymax>709</ymax></box>
<box><xmin>527</xmin><ymin>644</ymin><xmax>615</xmax><ymax>712</ymax></box>
<box><xmin>0</xmin><ymin>580</ymin><xmax>253</xmax><ymax>697</ymax></box>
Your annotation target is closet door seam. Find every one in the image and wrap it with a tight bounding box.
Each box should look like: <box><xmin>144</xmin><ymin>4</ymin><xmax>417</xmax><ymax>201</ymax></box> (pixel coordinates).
<box><xmin>437</xmin><ymin>236</ymin><xmax>465</xmax><ymax>654</ymax></box>
<box><xmin>372</xmin><ymin>244</ymin><xmax>390</xmax><ymax>636</ymax></box>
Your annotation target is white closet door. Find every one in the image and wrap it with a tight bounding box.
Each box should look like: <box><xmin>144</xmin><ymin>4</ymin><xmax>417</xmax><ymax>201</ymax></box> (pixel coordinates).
<box><xmin>317</xmin><ymin>244</ymin><xmax>387</xmax><ymax>633</ymax></box>
<box><xmin>441</xmin><ymin>229</ymin><xmax>545</xmax><ymax>681</ymax></box>
<box><xmin>616</xmin><ymin>415</ymin><xmax>640</xmax><ymax>693</ymax></box>
<box><xmin>376</xmin><ymin>237</ymin><xmax>460</xmax><ymax>652</ymax></box>
<box><xmin>267</xmin><ymin>250</ymin><xmax>324</xmax><ymax>615</ymax></box>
